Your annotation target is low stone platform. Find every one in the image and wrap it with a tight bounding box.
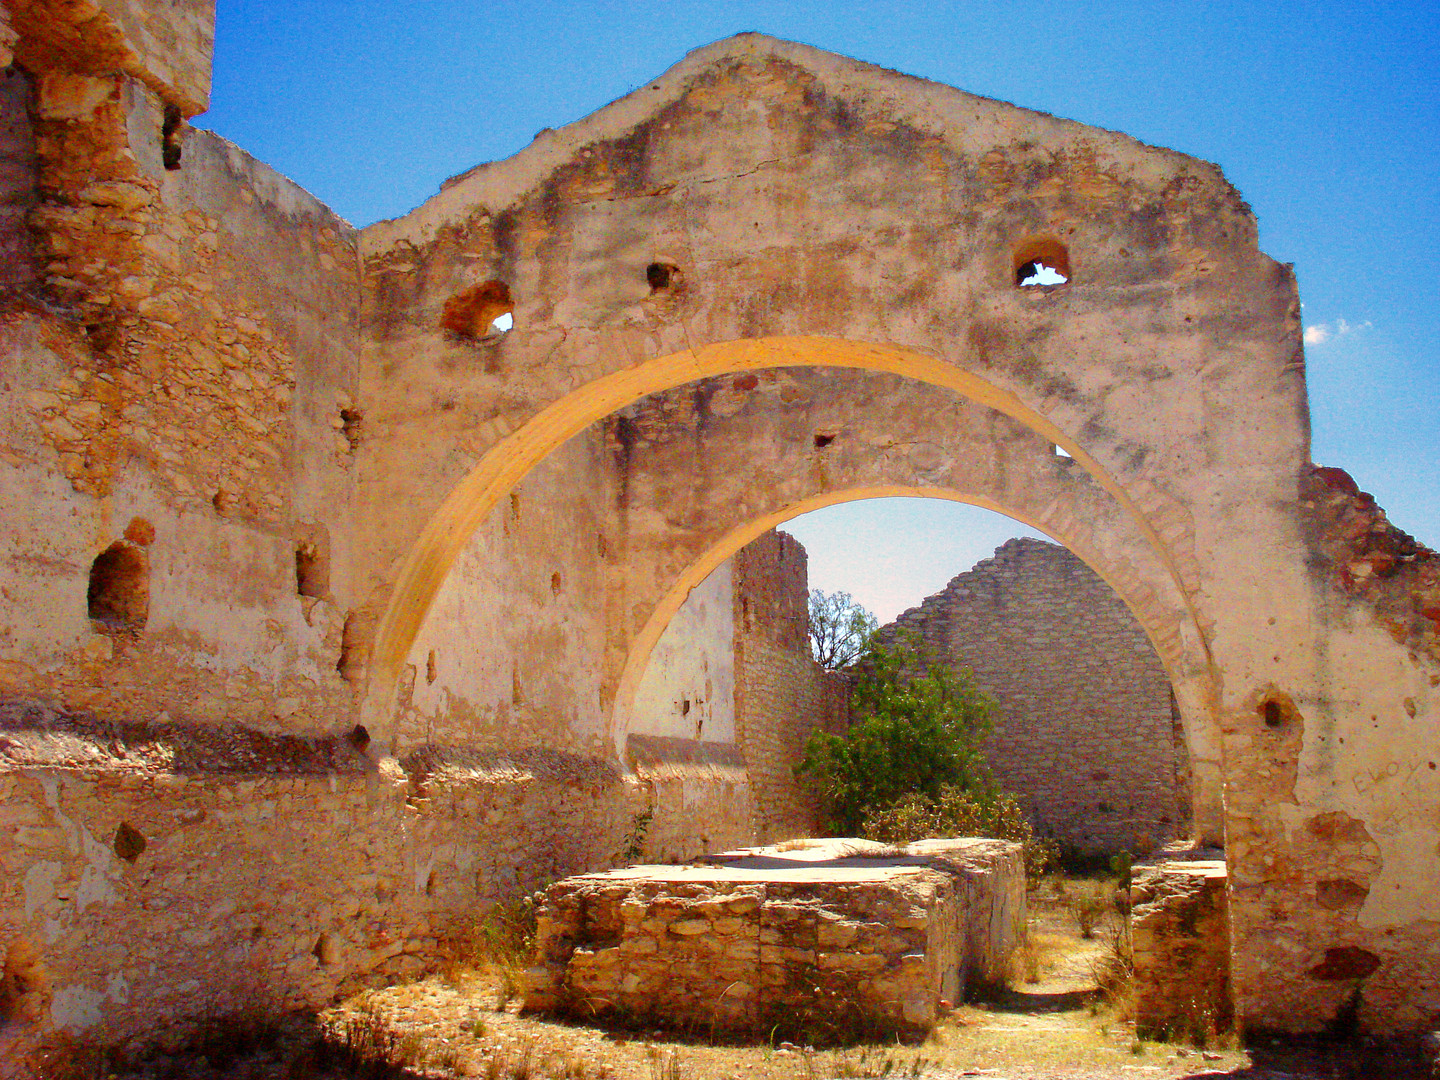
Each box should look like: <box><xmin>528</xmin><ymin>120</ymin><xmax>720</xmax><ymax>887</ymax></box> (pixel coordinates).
<box><xmin>522</xmin><ymin>837</ymin><xmax>1024</xmax><ymax>1038</ymax></box>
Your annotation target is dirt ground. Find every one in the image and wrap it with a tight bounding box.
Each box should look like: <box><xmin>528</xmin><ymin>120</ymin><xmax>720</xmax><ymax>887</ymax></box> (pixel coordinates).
<box><xmin>37</xmin><ymin>892</ymin><xmax>1432</xmax><ymax>1080</ymax></box>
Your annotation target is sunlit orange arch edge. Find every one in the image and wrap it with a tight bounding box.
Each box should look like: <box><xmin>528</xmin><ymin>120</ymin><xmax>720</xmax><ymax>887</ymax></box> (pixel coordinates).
<box><xmin>362</xmin><ymin>335</ymin><xmax>1211</xmax><ymax>736</ymax></box>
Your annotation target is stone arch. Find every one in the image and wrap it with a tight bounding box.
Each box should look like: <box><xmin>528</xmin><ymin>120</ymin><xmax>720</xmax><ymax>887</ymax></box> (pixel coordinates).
<box><xmin>619</xmin><ymin>487</ymin><xmax>1209</xmax><ymax>840</ymax></box>
<box><xmin>363</xmin><ymin>338</ymin><xmax>1210</xmax><ymax>737</ymax></box>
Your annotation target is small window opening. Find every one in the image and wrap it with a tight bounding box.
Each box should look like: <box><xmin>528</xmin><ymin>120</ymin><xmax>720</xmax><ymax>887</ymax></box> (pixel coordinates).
<box><xmin>339</xmin><ymin>408</ymin><xmax>362</xmax><ymax>451</ymax></box>
<box><xmin>511</xmin><ymin>669</ymin><xmax>523</xmax><ymax>706</ymax></box>
<box><xmin>1013</xmin><ymin>236</ymin><xmax>1072</xmax><ymax>287</ymax></box>
<box><xmin>681</xmin><ymin>699</ymin><xmax>691</xmax><ymax>716</ymax></box>
<box><xmin>813</xmin><ymin>433</ymin><xmax>836</xmax><ymax>449</ymax></box>
<box><xmin>87</xmin><ymin>541</ymin><xmax>148</xmax><ymax>634</ymax></box>
<box><xmin>348</xmin><ymin>724</ymin><xmax>370</xmax><ymax>752</ymax></box>
<box><xmin>509</xmin><ymin>493</ymin><xmax>521</xmax><ymax>520</ymax></box>
<box><xmin>550</xmin><ymin>571</ymin><xmax>563</xmax><ymax>596</ymax></box>
<box><xmin>161</xmin><ymin>104</ymin><xmax>183</xmax><ymax>171</ymax></box>
<box><xmin>646</xmin><ymin>261</ymin><xmax>682</xmax><ymax>293</ymax></box>
<box><xmin>440</xmin><ymin>280</ymin><xmax>513</xmax><ymax>341</ymax></box>
<box><xmin>295</xmin><ymin>539</ymin><xmax>328</xmax><ymax>598</ymax></box>
<box><xmin>1263</xmin><ymin>700</ymin><xmax>1283</xmax><ymax>728</ymax></box>
<box><xmin>113</xmin><ymin>821</ymin><xmax>146</xmax><ymax>863</ymax></box>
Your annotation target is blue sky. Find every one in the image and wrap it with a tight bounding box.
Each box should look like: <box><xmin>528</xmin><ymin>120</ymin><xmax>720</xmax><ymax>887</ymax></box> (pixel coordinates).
<box><xmin>203</xmin><ymin>2</ymin><xmax>1439</xmax><ymax>623</ymax></box>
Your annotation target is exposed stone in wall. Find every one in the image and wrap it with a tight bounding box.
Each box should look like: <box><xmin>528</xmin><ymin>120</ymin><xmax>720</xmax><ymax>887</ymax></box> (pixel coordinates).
<box><xmin>1130</xmin><ymin>860</ymin><xmax>1231</xmax><ymax>1040</ymax></box>
<box><xmin>0</xmin><ymin>697</ymin><xmax>749</xmax><ymax>1058</ymax></box>
<box><xmin>0</xmin><ymin>65</ymin><xmax>39</xmax><ymax>297</ymax></box>
<box><xmin>879</xmin><ymin>538</ymin><xmax>1187</xmax><ymax>852</ymax></box>
<box><xmin>6</xmin><ymin>0</ymin><xmax>215</xmax><ymax>115</ymax></box>
<box><xmin>1</xmin><ymin>0</ymin><xmax>361</xmax><ymax>736</ymax></box>
<box><xmin>523</xmin><ymin>838</ymin><xmax>1024</xmax><ymax>1037</ymax></box>
<box><xmin>732</xmin><ymin>530</ymin><xmax>849</xmax><ymax>842</ymax></box>
<box><xmin>1301</xmin><ymin>464</ymin><xmax>1440</xmax><ymax>666</ymax></box>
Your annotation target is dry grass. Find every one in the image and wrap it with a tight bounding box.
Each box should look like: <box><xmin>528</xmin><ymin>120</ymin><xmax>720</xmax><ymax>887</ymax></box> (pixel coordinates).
<box><xmin>34</xmin><ymin>875</ymin><xmax>1410</xmax><ymax>1080</ymax></box>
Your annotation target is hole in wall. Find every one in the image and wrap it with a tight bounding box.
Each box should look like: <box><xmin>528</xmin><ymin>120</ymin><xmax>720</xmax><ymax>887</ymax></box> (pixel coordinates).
<box><xmin>161</xmin><ymin>104</ymin><xmax>183</xmax><ymax>170</ymax></box>
<box><xmin>348</xmin><ymin>724</ymin><xmax>370</xmax><ymax>752</ymax></box>
<box><xmin>646</xmin><ymin>261</ymin><xmax>682</xmax><ymax>293</ymax></box>
<box><xmin>1014</xmin><ymin>236</ymin><xmax>1071</xmax><ymax>287</ymax></box>
<box><xmin>295</xmin><ymin>539</ymin><xmax>328</xmax><ymax>599</ymax></box>
<box><xmin>681</xmin><ymin>699</ymin><xmax>691</xmax><ymax>716</ymax></box>
<box><xmin>1257</xmin><ymin>689</ymin><xmax>1301</xmax><ymax>731</ymax></box>
<box><xmin>84</xmin><ymin>319</ymin><xmax>122</xmax><ymax>355</ymax></box>
<box><xmin>440</xmin><ymin>280</ymin><xmax>513</xmax><ymax>341</ymax></box>
<box><xmin>426</xmin><ymin>649</ymin><xmax>438</xmax><ymax>685</ymax></box>
<box><xmin>212</xmin><ymin>489</ymin><xmax>236</xmax><ymax>517</ymax></box>
<box><xmin>313</xmin><ymin>934</ymin><xmax>337</xmax><ymax>966</ymax></box>
<box><xmin>0</xmin><ymin>938</ymin><xmax>46</xmax><ymax>1026</ymax></box>
<box><xmin>512</xmin><ymin>670</ymin><xmax>523</xmax><ymax>707</ymax></box>
<box><xmin>113</xmin><ymin>821</ymin><xmax>146</xmax><ymax>862</ymax></box>
<box><xmin>813</xmin><ymin>433</ymin><xmax>836</xmax><ymax>449</ymax></box>
<box><xmin>337</xmin><ymin>615</ymin><xmax>362</xmax><ymax>683</ymax></box>
<box><xmin>550</xmin><ymin>571</ymin><xmax>563</xmax><ymax>596</ymax></box>
<box><xmin>1054</xmin><ymin>444</ymin><xmax>1073</xmax><ymax>459</ymax></box>
<box><xmin>339</xmin><ymin>408</ymin><xmax>363</xmax><ymax>451</ymax></box>
<box><xmin>509</xmin><ymin>493</ymin><xmax>521</xmax><ymax>521</ymax></box>
<box><xmin>87</xmin><ymin>541</ymin><xmax>148</xmax><ymax>634</ymax></box>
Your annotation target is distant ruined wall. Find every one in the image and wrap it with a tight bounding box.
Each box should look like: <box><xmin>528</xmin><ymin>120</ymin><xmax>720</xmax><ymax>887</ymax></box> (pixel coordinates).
<box><xmin>732</xmin><ymin>530</ymin><xmax>849</xmax><ymax>842</ymax></box>
<box><xmin>881</xmin><ymin>538</ymin><xmax>1188</xmax><ymax>853</ymax></box>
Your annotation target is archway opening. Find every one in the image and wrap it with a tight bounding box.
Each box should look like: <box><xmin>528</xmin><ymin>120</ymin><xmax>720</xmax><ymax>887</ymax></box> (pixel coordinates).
<box><xmin>628</xmin><ymin>496</ymin><xmax>1195</xmax><ymax>861</ymax></box>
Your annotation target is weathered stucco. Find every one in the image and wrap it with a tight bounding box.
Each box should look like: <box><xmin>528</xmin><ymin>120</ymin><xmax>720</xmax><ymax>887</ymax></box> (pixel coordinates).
<box><xmin>1</xmin><ymin>0</ymin><xmax>1439</xmax><ymax>1048</ymax></box>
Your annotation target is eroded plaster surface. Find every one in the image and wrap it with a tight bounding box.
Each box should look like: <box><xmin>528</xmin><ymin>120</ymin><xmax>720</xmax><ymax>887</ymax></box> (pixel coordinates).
<box><xmin>0</xmin><ymin>0</ymin><xmax>1437</xmax><ymax>1047</ymax></box>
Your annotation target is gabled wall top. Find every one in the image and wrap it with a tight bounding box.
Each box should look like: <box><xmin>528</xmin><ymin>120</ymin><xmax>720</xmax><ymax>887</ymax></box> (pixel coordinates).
<box><xmin>361</xmin><ymin>31</ymin><xmax>1233</xmax><ymax>252</ymax></box>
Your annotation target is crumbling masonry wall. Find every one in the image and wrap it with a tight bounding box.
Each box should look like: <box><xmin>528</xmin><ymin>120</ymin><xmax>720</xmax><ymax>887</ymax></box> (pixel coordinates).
<box><xmin>732</xmin><ymin>530</ymin><xmax>850</xmax><ymax>841</ymax></box>
<box><xmin>880</xmin><ymin>538</ymin><xmax>1189</xmax><ymax>852</ymax></box>
<box><xmin>2</xmin><ymin>0</ymin><xmax>1440</xmax><ymax>1047</ymax></box>
<box><xmin>524</xmin><ymin>838</ymin><xmax>1025</xmax><ymax>1037</ymax></box>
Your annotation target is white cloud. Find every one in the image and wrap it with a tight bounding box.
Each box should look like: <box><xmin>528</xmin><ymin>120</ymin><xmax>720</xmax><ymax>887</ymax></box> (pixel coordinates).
<box><xmin>1304</xmin><ymin>318</ymin><xmax>1372</xmax><ymax>347</ymax></box>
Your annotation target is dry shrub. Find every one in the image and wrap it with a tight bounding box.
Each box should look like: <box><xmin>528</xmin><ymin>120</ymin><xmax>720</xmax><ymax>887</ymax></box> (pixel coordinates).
<box><xmin>862</xmin><ymin>784</ymin><xmax>1058</xmax><ymax>880</ymax></box>
<box><xmin>1067</xmin><ymin>880</ymin><xmax>1112</xmax><ymax>939</ymax></box>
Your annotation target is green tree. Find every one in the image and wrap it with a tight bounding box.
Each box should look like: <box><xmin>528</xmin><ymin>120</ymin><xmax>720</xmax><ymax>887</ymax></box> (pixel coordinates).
<box><xmin>795</xmin><ymin>636</ymin><xmax>995</xmax><ymax>835</ymax></box>
<box><xmin>807</xmin><ymin>589</ymin><xmax>878</xmax><ymax>670</ymax></box>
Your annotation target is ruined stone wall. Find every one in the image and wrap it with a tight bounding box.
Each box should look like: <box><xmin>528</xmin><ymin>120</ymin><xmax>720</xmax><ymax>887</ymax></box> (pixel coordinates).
<box><xmin>524</xmin><ymin>838</ymin><xmax>1025</xmax><ymax>1037</ymax></box>
<box><xmin>880</xmin><ymin>538</ymin><xmax>1187</xmax><ymax>853</ymax></box>
<box><xmin>1</xmin><ymin>0</ymin><xmax>363</xmax><ymax>739</ymax></box>
<box><xmin>732</xmin><ymin>530</ymin><xmax>849</xmax><ymax>842</ymax></box>
<box><xmin>2</xmin><ymin>0</ymin><xmax>1439</xmax><ymax>1042</ymax></box>
<box><xmin>0</xmin><ymin>697</ymin><xmax>752</xmax><ymax>1061</ymax></box>
<box><xmin>1131</xmin><ymin>861</ymin><xmax>1232</xmax><ymax>1040</ymax></box>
